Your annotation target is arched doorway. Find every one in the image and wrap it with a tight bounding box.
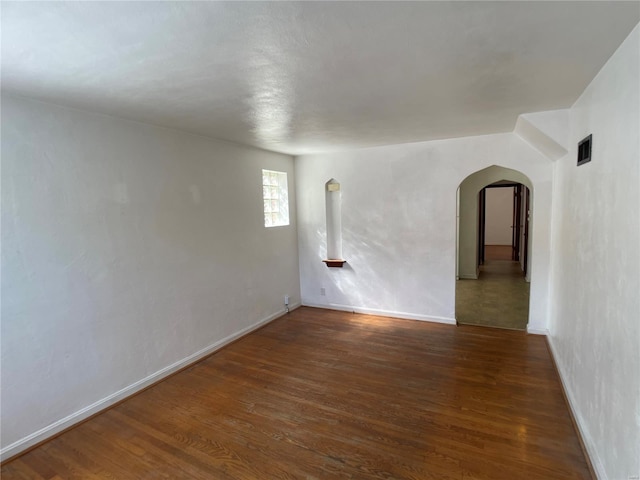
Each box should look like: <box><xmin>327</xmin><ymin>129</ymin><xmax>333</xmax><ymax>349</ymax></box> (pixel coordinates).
<box><xmin>455</xmin><ymin>166</ymin><xmax>533</xmax><ymax>330</ymax></box>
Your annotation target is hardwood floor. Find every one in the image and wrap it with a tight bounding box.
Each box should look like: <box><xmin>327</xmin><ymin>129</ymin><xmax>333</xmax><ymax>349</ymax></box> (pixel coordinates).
<box><xmin>2</xmin><ymin>307</ymin><xmax>592</xmax><ymax>479</ymax></box>
<box><xmin>484</xmin><ymin>245</ymin><xmax>513</xmax><ymax>261</ymax></box>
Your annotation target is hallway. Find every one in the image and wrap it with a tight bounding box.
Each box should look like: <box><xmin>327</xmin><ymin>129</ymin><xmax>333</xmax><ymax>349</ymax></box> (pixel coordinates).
<box><xmin>456</xmin><ymin>246</ymin><xmax>530</xmax><ymax>330</ymax></box>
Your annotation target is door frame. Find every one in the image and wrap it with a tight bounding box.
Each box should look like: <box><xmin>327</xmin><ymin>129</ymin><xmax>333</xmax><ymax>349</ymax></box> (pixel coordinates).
<box><xmin>477</xmin><ymin>183</ymin><xmax>521</xmax><ymax>269</ymax></box>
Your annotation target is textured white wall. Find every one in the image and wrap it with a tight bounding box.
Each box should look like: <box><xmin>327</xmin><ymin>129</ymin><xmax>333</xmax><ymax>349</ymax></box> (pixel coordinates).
<box><xmin>485</xmin><ymin>187</ymin><xmax>513</xmax><ymax>245</ymax></box>
<box><xmin>0</xmin><ymin>95</ymin><xmax>300</xmax><ymax>458</ymax></box>
<box><xmin>296</xmin><ymin>133</ymin><xmax>552</xmax><ymax>331</ymax></box>
<box><xmin>548</xmin><ymin>24</ymin><xmax>640</xmax><ymax>480</ymax></box>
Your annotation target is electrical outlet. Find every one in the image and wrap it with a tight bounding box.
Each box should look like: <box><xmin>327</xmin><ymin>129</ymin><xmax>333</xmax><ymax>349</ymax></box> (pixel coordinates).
<box><xmin>284</xmin><ymin>295</ymin><xmax>290</xmax><ymax>305</ymax></box>
<box><xmin>320</xmin><ymin>288</ymin><xmax>326</xmax><ymax>296</ymax></box>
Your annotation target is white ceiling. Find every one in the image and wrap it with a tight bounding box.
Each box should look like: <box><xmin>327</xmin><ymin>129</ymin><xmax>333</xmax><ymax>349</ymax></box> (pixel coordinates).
<box><xmin>2</xmin><ymin>2</ymin><xmax>639</xmax><ymax>155</ymax></box>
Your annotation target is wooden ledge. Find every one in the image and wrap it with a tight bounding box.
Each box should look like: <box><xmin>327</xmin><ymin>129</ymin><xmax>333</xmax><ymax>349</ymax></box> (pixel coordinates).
<box><xmin>322</xmin><ymin>259</ymin><xmax>347</xmax><ymax>268</ymax></box>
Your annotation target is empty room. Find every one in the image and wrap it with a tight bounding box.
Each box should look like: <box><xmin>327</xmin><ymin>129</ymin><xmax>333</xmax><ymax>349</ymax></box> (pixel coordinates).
<box><xmin>1</xmin><ymin>2</ymin><xmax>639</xmax><ymax>479</ymax></box>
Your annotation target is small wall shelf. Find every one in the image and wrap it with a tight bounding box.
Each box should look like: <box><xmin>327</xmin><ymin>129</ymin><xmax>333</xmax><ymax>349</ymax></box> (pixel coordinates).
<box><xmin>322</xmin><ymin>259</ymin><xmax>347</xmax><ymax>268</ymax></box>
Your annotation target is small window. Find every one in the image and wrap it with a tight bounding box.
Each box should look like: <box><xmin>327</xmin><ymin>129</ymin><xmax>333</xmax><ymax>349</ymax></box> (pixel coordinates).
<box><xmin>262</xmin><ymin>169</ymin><xmax>289</xmax><ymax>227</ymax></box>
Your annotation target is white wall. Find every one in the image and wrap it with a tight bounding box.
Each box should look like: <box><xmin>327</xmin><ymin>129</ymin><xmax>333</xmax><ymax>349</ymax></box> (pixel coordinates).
<box><xmin>0</xmin><ymin>95</ymin><xmax>300</xmax><ymax>459</ymax></box>
<box><xmin>485</xmin><ymin>187</ymin><xmax>513</xmax><ymax>245</ymax></box>
<box><xmin>296</xmin><ymin>133</ymin><xmax>552</xmax><ymax>332</ymax></box>
<box><xmin>548</xmin><ymin>24</ymin><xmax>640</xmax><ymax>480</ymax></box>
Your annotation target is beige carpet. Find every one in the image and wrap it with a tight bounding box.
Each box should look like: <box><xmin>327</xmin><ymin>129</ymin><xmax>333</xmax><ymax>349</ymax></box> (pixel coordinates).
<box><xmin>456</xmin><ymin>259</ymin><xmax>530</xmax><ymax>330</ymax></box>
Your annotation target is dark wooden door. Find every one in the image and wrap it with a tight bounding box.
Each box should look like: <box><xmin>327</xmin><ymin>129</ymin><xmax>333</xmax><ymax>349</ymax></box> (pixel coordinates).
<box><xmin>478</xmin><ymin>188</ymin><xmax>486</xmax><ymax>266</ymax></box>
<box><xmin>523</xmin><ymin>187</ymin><xmax>530</xmax><ymax>277</ymax></box>
<box><xmin>512</xmin><ymin>185</ymin><xmax>522</xmax><ymax>261</ymax></box>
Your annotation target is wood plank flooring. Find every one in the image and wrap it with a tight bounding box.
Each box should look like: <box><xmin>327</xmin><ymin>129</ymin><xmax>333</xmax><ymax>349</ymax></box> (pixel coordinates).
<box><xmin>1</xmin><ymin>307</ymin><xmax>592</xmax><ymax>479</ymax></box>
<box><xmin>484</xmin><ymin>245</ymin><xmax>513</xmax><ymax>261</ymax></box>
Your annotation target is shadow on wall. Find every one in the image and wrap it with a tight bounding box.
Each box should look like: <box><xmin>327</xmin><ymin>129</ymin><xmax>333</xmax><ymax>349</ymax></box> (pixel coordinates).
<box><xmin>315</xmin><ymin>225</ymin><xmax>387</xmax><ymax>310</ymax></box>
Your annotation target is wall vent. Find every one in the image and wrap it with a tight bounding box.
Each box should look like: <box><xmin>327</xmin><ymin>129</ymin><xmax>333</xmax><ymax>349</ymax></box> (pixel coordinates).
<box><xmin>577</xmin><ymin>134</ymin><xmax>592</xmax><ymax>166</ymax></box>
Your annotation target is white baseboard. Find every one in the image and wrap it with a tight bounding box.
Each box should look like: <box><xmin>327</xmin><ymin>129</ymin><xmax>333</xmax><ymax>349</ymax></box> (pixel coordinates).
<box><xmin>0</xmin><ymin>304</ymin><xmax>300</xmax><ymax>462</ymax></box>
<box><xmin>303</xmin><ymin>302</ymin><xmax>456</xmax><ymax>325</ymax></box>
<box><xmin>526</xmin><ymin>326</ymin><xmax>549</xmax><ymax>335</ymax></box>
<box><xmin>546</xmin><ymin>336</ymin><xmax>606</xmax><ymax>480</ymax></box>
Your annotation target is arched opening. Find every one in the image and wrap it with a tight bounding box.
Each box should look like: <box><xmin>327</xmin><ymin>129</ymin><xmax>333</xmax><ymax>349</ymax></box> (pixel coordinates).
<box><xmin>455</xmin><ymin>166</ymin><xmax>533</xmax><ymax>330</ymax></box>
